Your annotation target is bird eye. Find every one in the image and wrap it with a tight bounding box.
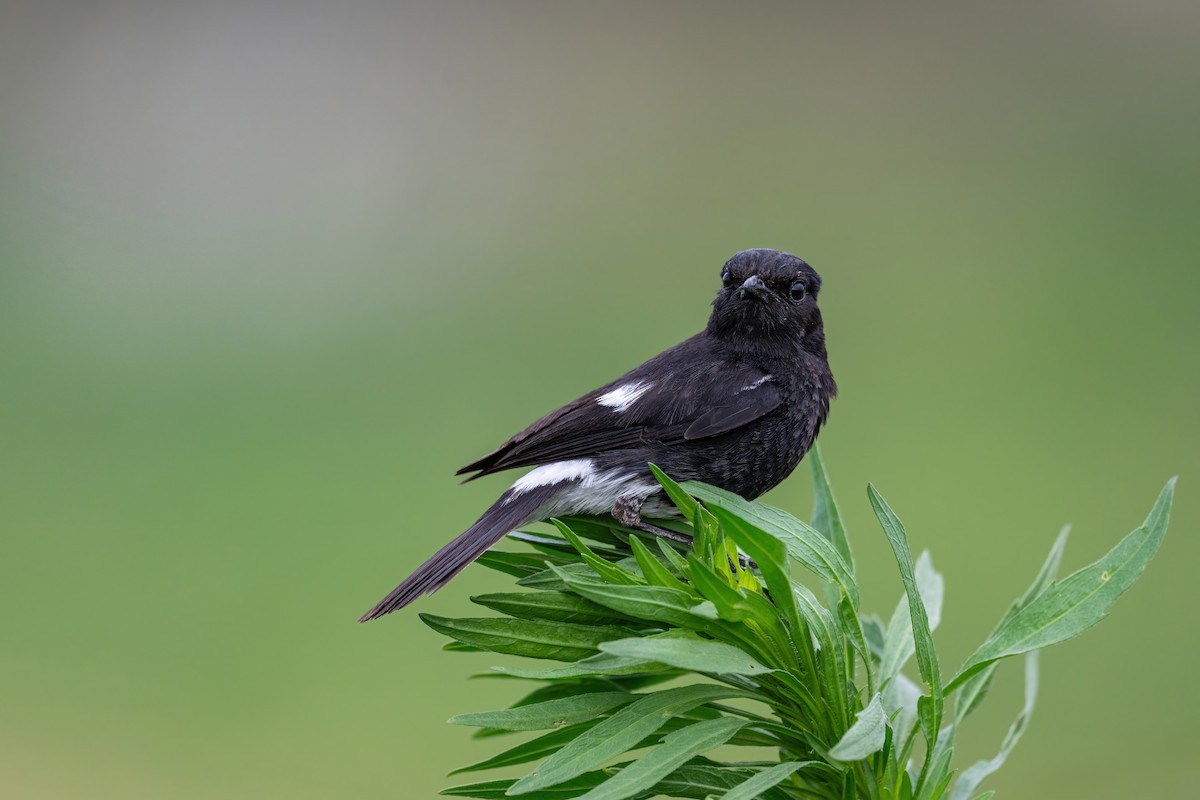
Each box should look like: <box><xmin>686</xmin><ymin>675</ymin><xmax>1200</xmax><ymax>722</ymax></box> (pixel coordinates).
<box><xmin>789</xmin><ymin>281</ymin><xmax>807</xmax><ymax>301</ymax></box>
<box><xmin>721</xmin><ymin>270</ymin><xmax>732</xmax><ymax>288</ymax></box>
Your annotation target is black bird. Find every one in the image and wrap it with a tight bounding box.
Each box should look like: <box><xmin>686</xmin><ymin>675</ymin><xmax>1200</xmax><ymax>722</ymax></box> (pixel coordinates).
<box><xmin>359</xmin><ymin>249</ymin><xmax>836</xmax><ymax>621</ymax></box>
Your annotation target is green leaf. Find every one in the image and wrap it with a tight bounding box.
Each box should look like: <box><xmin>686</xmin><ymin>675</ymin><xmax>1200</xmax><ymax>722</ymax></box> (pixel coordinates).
<box><xmin>884</xmin><ymin>672</ymin><xmax>923</xmax><ymax>752</ymax></box>
<box><xmin>518</xmin><ymin>562</ymin><xmax>604</xmax><ymax>591</ymax></box>
<box><xmin>656</xmin><ymin>538</ymin><xmax>692</xmax><ymax>574</ymax></box>
<box><xmin>443</xmin><ymin>772</ymin><xmax>609</xmax><ymax>798</ymax></box>
<box><xmin>954</xmin><ymin>526</ymin><xmax>1068</xmax><ymax>725</ymax></box>
<box><xmin>450</xmin><ymin>692</ymin><xmax>636</xmax><ymax>732</ymax></box>
<box><xmin>708</xmin><ymin>505</ymin><xmax>808</xmax><ymax>648</ymax></box>
<box><xmin>868</xmin><ymin>485</ymin><xmax>943</xmax><ymax>754</ymax></box>
<box><xmin>881</xmin><ymin>551</ymin><xmax>944</xmax><ymax>685</ymax></box>
<box><xmin>686</xmin><ymin>481</ymin><xmax>859</xmax><ymax>608</ymax></box>
<box><xmin>948</xmin><ymin>653</ymin><xmax>1039</xmax><ymax>800</ymax></box>
<box><xmin>554</xmin><ymin>516</ymin><xmax>631</xmax><ymax>547</ymax></box>
<box><xmin>921</xmin><ymin>748</ymin><xmax>956</xmax><ymax>800</ymax></box>
<box><xmin>687</xmin><ymin>556</ymin><xmax>754</xmax><ymax>622</ymax></box>
<box><xmin>1011</xmin><ymin>526</ymin><xmax>1071</xmax><ymax>615</ymax></box>
<box><xmin>451</xmin><ymin>722</ymin><xmax>599</xmax><ymax>774</ymax></box>
<box><xmin>457</xmin><ymin>717</ymin><xmax>723</xmax><ymax>776</ymax></box>
<box><xmin>599</xmin><ymin>634</ymin><xmax>773</xmax><ymax>675</ymax></box>
<box><xmin>571</xmin><ymin>717</ymin><xmax>746</xmax><ymax>800</ymax></box>
<box><xmin>713</xmin><ymin>761</ymin><xmax>818</xmax><ymax>800</ymax></box>
<box><xmin>949</xmin><ymin>478</ymin><xmax>1174</xmax><ymax>692</ymax></box>
<box><xmin>809</xmin><ymin>444</ymin><xmax>855</xmax><ymax>574</ymax></box>
<box><xmin>478</xmin><ymin>551</ymin><xmax>574</xmax><ymax>578</ymax></box>
<box><xmin>471</xmin><ymin>592</ymin><xmax>634</xmax><ymax>625</ymax></box>
<box><xmin>839</xmin><ymin>595</ymin><xmax>872</xmax><ymax>691</ymax></box>
<box><xmin>507</xmin><ymin>531</ymin><xmax>584</xmax><ymax>555</ymax></box>
<box><xmin>629</xmin><ymin>535</ymin><xmax>689</xmax><ymax>590</ymax></box>
<box><xmin>861</xmin><ymin>614</ymin><xmax>887</xmax><ymax>660</ymax></box>
<box><xmin>790</xmin><ymin>579</ymin><xmax>847</xmax><ymax>711</ymax></box>
<box><xmin>648</xmin><ymin>463</ymin><xmax>699</xmax><ymax>522</ymax></box>
<box><xmin>554</xmin><ymin>567</ymin><xmax>714</xmax><ymax>630</ymax></box>
<box><xmin>650</xmin><ymin>764</ymin><xmax>764</xmax><ymax>800</ymax></box>
<box><xmin>471</xmin><ymin>682</ymin><xmax>639</xmax><ymax>739</ymax></box>
<box><xmin>507</xmin><ymin>684</ymin><xmax>749</xmax><ymax>794</ymax></box>
<box><xmin>421</xmin><ymin>615</ymin><xmax>631</xmax><ymax>662</ymax></box>
<box><xmin>828</xmin><ymin>693</ymin><xmax>886</xmax><ymax>761</ymax></box>
<box><xmin>693</xmin><ymin>503</ymin><xmax>722</xmax><ymax>568</ymax></box>
<box><xmin>551</xmin><ymin>519</ymin><xmax>645</xmax><ymax>586</ymax></box>
<box><xmin>491</xmin><ymin>651</ymin><xmax>674</xmax><ymax>681</ymax></box>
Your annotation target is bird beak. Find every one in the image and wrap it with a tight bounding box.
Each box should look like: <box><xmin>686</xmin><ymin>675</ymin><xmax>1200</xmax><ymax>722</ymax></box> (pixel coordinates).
<box><xmin>737</xmin><ymin>275</ymin><xmax>771</xmax><ymax>300</ymax></box>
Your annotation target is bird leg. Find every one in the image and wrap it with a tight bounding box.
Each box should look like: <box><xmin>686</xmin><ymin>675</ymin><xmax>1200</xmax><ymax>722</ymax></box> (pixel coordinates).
<box><xmin>612</xmin><ymin>494</ymin><xmax>694</xmax><ymax>546</ymax></box>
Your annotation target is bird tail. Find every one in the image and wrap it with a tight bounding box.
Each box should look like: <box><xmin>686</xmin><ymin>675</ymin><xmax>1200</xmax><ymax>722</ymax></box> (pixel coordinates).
<box><xmin>358</xmin><ymin>483</ymin><xmax>559</xmax><ymax>622</ymax></box>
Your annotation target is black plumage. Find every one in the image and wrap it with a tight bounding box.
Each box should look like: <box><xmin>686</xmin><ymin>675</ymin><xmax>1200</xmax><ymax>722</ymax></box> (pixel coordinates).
<box><xmin>360</xmin><ymin>249</ymin><xmax>836</xmax><ymax>621</ymax></box>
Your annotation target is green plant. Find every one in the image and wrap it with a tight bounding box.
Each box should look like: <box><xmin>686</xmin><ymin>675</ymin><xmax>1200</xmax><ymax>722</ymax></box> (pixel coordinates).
<box><xmin>423</xmin><ymin>448</ymin><xmax>1174</xmax><ymax>800</ymax></box>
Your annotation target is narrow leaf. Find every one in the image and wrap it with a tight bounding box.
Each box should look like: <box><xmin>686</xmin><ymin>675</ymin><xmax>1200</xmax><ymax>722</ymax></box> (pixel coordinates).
<box><xmin>810</xmin><ymin>444</ymin><xmax>854</xmax><ymax>573</ymax></box>
<box><xmin>687</xmin><ymin>556</ymin><xmax>754</xmax><ymax>622</ymax></box>
<box><xmin>450</xmin><ymin>723</ymin><xmax>598</xmax><ymax>775</ymax></box>
<box><xmin>491</xmin><ymin>652</ymin><xmax>671</xmax><ymax>681</ymax></box>
<box><xmin>949</xmin><ymin>479</ymin><xmax>1174</xmax><ymax>691</ymax></box>
<box><xmin>704</xmin><ymin>506</ymin><xmax>804</xmax><ymax>637</ymax></box>
<box><xmin>839</xmin><ymin>595</ymin><xmax>872</xmax><ymax>690</ymax></box>
<box><xmin>555</xmin><ymin>568</ymin><xmax>712</xmax><ymax>630</ymax></box>
<box><xmin>443</xmin><ymin>772</ymin><xmax>609</xmax><ymax>798</ymax></box>
<box><xmin>1012</xmin><ymin>526</ymin><xmax>1071</xmax><ymax>614</ymax></box>
<box><xmin>507</xmin><ymin>531</ymin><xmax>584</xmax><ymax>555</ymax></box>
<box><xmin>600</xmin><ymin>634</ymin><xmax>772</xmax><ymax>675</ymax></box>
<box><xmin>920</xmin><ymin>743</ymin><xmax>956</xmax><ymax>800</ymax></box>
<box><xmin>714</xmin><ymin>761</ymin><xmax>818</xmax><ymax>800</ymax></box>
<box><xmin>884</xmin><ymin>672</ymin><xmax>923</xmax><ymax>751</ymax></box>
<box><xmin>571</xmin><ymin>717</ymin><xmax>746</xmax><ymax>800</ymax></box>
<box><xmin>471</xmin><ymin>592</ymin><xmax>633</xmax><ymax>625</ymax></box>
<box><xmin>507</xmin><ymin>684</ymin><xmax>748</xmax><ymax>794</ymax></box>
<box><xmin>881</xmin><ymin>551</ymin><xmax>944</xmax><ymax>685</ymax></box>
<box><xmin>868</xmin><ymin>485</ymin><xmax>943</xmax><ymax>745</ymax></box>
<box><xmin>471</xmin><ymin>682</ymin><xmax>636</xmax><ymax>739</ymax></box>
<box><xmin>791</xmin><ymin>579</ymin><xmax>847</xmax><ymax>710</ymax></box>
<box><xmin>861</xmin><ymin>614</ymin><xmax>887</xmax><ymax>660</ymax></box>
<box><xmin>551</xmin><ymin>519</ymin><xmax>643</xmax><ymax>586</ymax></box>
<box><xmin>554</xmin><ymin>515</ymin><xmax>631</xmax><ymax>547</ymax></box>
<box><xmin>629</xmin><ymin>535</ymin><xmax>689</xmax><ymax>590</ymax></box>
<box><xmin>518</xmin><ymin>562</ymin><xmax>603</xmax><ymax>592</ymax></box>
<box><xmin>450</xmin><ymin>693</ymin><xmax>636</xmax><ymax>732</ymax></box>
<box><xmin>421</xmin><ymin>615</ymin><xmax>632</xmax><ymax>662</ymax></box>
<box><xmin>648</xmin><ymin>463</ymin><xmax>699</xmax><ymax>522</ymax></box>
<box><xmin>686</xmin><ymin>481</ymin><xmax>859</xmax><ymax>607</ymax></box>
<box><xmin>828</xmin><ymin>694</ymin><xmax>887</xmax><ymax>761</ymax></box>
<box><xmin>954</xmin><ymin>526</ymin><xmax>1068</xmax><ymax>724</ymax></box>
<box><xmin>651</xmin><ymin>764</ymin><xmax>767</xmax><ymax>800</ymax></box>
<box><xmin>656</xmin><ymin>537</ymin><xmax>692</xmax><ymax>574</ymax></box>
<box><xmin>948</xmin><ymin>653</ymin><xmax>1039</xmax><ymax>800</ymax></box>
<box><xmin>478</xmin><ymin>551</ymin><xmax>574</xmax><ymax>578</ymax></box>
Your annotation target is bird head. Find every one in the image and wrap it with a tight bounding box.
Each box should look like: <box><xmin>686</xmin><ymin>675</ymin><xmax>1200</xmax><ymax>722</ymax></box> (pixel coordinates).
<box><xmin>706</xmin><ymin>249</ymin><xmax>827</xmax><ymax>354</ymax></box>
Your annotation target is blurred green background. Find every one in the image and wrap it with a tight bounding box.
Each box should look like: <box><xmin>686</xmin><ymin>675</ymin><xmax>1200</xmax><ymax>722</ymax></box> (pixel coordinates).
<box><xmin>2</xmin><ymin>2</ymin><xmax>1197</xmax><ymax>797</ymax></box>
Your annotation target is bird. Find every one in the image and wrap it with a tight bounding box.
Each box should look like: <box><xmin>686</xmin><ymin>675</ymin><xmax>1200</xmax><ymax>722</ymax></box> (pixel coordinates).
<box><xmin>359</xmin><ymin>248</ymin><xmax>836</xmax><ymax>622</ymax></box>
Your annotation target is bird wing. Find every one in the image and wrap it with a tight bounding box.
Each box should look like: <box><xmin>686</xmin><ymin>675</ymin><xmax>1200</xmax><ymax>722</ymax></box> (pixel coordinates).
<box><xmin>456</xmin><ymin>335</ymin><xmax>782</xmax><ymax>480</ymax></box>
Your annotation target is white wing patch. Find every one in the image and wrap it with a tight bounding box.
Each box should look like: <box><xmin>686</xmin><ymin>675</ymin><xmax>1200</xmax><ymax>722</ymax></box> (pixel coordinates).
<box><xmin>509</xmin><ymin>459</ymin><xmax>596</xmax><ymax>495</ymax></box>
<box><xmin>597</xmin><ymin>381</ymin><xmax>653</xmax><ymax>412</ymax></box>
<box><xmin>737</xmin><ymin>374</ymin><xmax>774</xmax><ymax>393</ymax></box>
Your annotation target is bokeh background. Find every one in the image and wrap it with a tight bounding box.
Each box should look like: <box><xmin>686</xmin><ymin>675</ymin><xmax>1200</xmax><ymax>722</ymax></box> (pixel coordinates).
<box><xmin>2</xmin><ymin>2</ymin><xmax>1197</xmax><ymax>797</ymax></box>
